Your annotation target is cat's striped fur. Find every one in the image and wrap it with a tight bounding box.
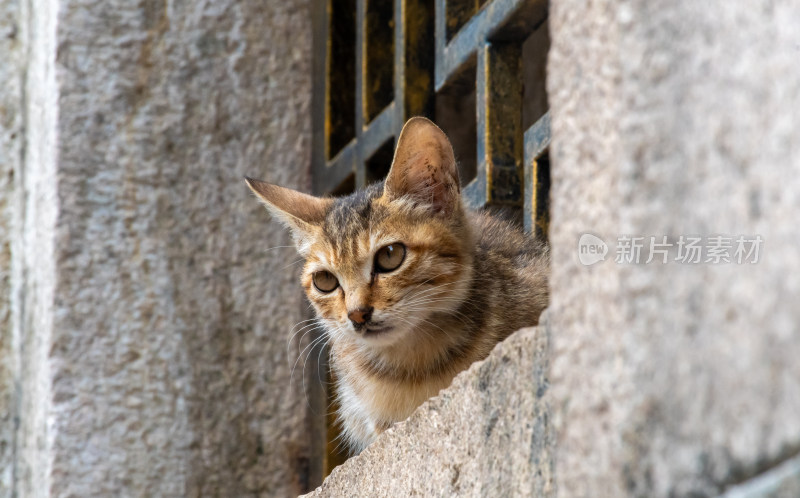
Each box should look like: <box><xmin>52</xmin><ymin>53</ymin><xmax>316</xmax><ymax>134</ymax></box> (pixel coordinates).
<box><xmin>246</xmin><ymin>117</ymin><xmax>549</xmax><ymax>453</ymax></box>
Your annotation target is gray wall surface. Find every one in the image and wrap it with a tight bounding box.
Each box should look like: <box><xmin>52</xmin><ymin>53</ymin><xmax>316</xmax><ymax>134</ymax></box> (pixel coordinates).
<box><xmin>0</xmin><ymin>0</ymin><xmax>25</xmax><ymax>492</ymax></box>
<box><xmin>1</xmin><ymin>0</ymin><xmax>318</xmax><ymax>496</ymax></box>
<box><xmin>547</xmin><ymin>0</ymin><xmax>800</xmax><ymax>495</ymax></box>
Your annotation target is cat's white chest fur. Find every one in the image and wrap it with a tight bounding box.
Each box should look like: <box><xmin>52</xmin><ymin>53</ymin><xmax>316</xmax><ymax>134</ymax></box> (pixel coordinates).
<box><xmin>334</xmin><ymin>363</ymin><xmax>457</xmax><ymax>452</ymax></box>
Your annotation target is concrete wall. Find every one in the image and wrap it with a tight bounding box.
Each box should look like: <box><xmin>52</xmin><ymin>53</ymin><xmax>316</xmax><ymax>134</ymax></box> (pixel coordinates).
<box><xmin>1</xmin><ymin>1</ymin><xmax>318</xmax><ymax>496</ymax></box>
<box><xmin>0</xmin><ymin>0</ymin><xmax>24</xmax><ymax>493</ymax></box>
<box><xmin>547</xmin><ymin>0</ymin><xmax>800</xmax><ymax>495</ymax></box>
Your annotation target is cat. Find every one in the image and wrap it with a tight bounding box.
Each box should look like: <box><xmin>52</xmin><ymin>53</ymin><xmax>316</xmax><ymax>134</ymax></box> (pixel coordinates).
<box><xmin>245</xmin><ymin>117</ymin><xmax>549</xmax><ymax>454</ymax></box>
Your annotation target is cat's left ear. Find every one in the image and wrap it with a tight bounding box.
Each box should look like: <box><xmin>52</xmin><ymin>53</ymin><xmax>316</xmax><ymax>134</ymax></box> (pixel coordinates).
<box><xmin>245</xmin><ymin>177</ymin><xmax>332</xmax><ymax>247</ymax></box>
<box><xmin>383</xmin><ymin>117</ymin><xmax>460</xmax><ymax>215</ymax></box>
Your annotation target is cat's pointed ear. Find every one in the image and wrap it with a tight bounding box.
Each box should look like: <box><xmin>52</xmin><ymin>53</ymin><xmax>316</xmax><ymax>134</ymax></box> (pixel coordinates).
<box><xmin>383</xmin><ymin>117</ymin><xmax>460</xmax><ymax>215</ymax></box>
<box><xmin>245</xmin><ymin>177</ymin><xmax>332</xmax><ymax>246</ymax></box>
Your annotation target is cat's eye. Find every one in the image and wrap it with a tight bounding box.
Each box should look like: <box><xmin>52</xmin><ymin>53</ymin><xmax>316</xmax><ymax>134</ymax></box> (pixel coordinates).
<box><xmin>374</xmin><ymin>243</ymin><xmax>406</xmax><ymax>273</ymax></box>
<box><xmin>312</xmin><ymin>270</ymin><xmax>339</xmax><ymax>293</ymax></box>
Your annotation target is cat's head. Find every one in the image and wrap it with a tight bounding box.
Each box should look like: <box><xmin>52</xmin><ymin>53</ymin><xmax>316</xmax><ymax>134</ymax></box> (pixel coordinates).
<box><xmin>246</xmin><ymin>117</ymin><xmax>472</xmax><ymax>348</ymax></box>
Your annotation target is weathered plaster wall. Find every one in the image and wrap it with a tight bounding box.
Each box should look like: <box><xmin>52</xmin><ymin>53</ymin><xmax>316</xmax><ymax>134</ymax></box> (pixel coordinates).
<box><xmin>0</xmin><ymin>0</ymin><xmax>25</xmax><ymax>494</ymax></box>
<box><xmin>3</xmin><ymin>1</ymin><xmax>317</xmax><ymax>496</ymax></box>
<box><xmin>547</xmin><ymin>0</ymin><xmax>800</xmax><ymax>495</ymax></box>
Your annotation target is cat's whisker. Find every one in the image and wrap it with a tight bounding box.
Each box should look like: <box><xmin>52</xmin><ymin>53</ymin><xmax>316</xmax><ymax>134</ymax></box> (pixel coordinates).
<box><xmin>288</xmin><ymin>318</ymin><xmax>322</xmax><ymax>341</ymax></box>
<box><xmin>287</xmin><ymin>318</ymin><xmax>320</xmax><ymax>349</ymax></box>
<box><xmin>287</xmin><ymin>323</ymin><xmax>325</xmax><ymax>359</ymax></box>
<box><xmin>316</xmin><ymin>340</ymin><xmax>333</xmax><ymax>387</ymax></box>
<box><xmin>397</xmin><ymin>280</ymin><xmax>464</xmax><ymax>305</ymax></box>
<box><xmin>260</xmin><ymin>245</ymin><xmax>297</xmax><ymax>253</ymax></box>
<box><xmin>404</xmin><ymin>285</ymin><xmax>454</xmax><ymax>301</ymax></box>
<box><xmin>401</xmin><ymin>292</ymin><xmax>477</xmax><ymax>312</ymax></box>
<box><xmin>404</xmin><ymin>297</ymin><xmax>479</xmax><ymax>311</ymax></box>
<box><xmin>300</xmin><ymin>339</ymin><xmax>334</xmax><ymax>417</ymax></box>
<box><xmin>301</xmin><ymin>334</ymin><xmax>330</xmax><ymax>411</ymax></box>
<box><xmin>280</xmin><ymin>258</ymin><xmax>306</xmax><ymax>271</ymax></box>
<box><xmin>292</xmin><ymin>333</ymin><xmax>328</xmax><ymax>387</ymax></box>
<box><xmin>403</xmin><ymin>292</ymin><xmax>466</xmax><ymax>305</ymax></box>
<box><xmin>289</xmin><ymin>326</ymin><xmax>326</xmax><ymax>374</ymax></box>
<box><xmin>403</xmin><ymin>290</ymin><xmax>484</xmax><ymax>308</ymax></box>
<box><xmin>396</xmin><ymin>272</ymin><xmax>462</xmax><ymax>299</ymax></box>
<box><xmin>403</xmin><ymin>305</ymin><xmax>475</xmax><ymax>328</ymax></box>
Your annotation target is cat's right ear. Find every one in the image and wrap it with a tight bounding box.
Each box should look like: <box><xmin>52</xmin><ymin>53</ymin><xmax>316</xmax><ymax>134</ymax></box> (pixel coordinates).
<box><xmin>245</xmin><ymin>177</ymin><xmax>332</xmax><ymax>248</ymax></box>
<box><xmin>383</xmin><ymin>117</ymin><xmax>460</xmax><ymax>215</ymax></box>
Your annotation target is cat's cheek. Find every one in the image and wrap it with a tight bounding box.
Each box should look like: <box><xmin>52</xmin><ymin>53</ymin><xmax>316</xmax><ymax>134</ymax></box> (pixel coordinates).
<box><xmin>305</xmin><ymin>292</ymin><xmax>343</xmax><ymax>323</ymax></box>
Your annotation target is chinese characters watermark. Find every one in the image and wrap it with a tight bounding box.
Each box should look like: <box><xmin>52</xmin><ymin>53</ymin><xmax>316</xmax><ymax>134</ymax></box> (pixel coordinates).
<box><xmin>578</xmin><ymin>234</ymin><xmax>763</xmax><ymax>267</ymax></box>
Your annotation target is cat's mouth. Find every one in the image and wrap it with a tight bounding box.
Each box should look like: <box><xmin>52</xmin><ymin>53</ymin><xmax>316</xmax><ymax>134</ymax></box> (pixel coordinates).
<box><xmin>363</xmin><ymin>326</ymin><xmax>393</xmax><ymax>337</ymax></box>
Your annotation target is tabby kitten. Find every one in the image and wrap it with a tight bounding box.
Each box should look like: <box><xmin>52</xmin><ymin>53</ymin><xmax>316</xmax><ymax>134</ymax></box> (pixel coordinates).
<box><xmin>246</xmin><ymin>117</ymin><xmax>549</xmax><ymax>453</ymax></box>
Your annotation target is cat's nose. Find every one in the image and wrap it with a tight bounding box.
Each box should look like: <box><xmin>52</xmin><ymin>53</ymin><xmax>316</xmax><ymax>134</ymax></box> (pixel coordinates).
<box><xmin>348</xmin><ymin>307</ymin><xmax>373</xmax><ymax>327</ymax></box>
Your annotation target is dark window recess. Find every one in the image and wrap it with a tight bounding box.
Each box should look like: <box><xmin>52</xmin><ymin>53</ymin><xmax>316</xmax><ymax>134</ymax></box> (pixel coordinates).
<box><xmin>310</xmin><ymin>0</ymin><xmax>552</xmax><ymax>482</ymax></box>
<box><xmin>445</xmin><ymin>0</ymin><xmax>489</xmax><ymax>42</ymax></box>
<box><xmin>364</xmin><ymin>0</ymin><xmax>395</xmax><ymax>123</ymax></box>
<box><xmin>329</xmin><ymin>173</ymin><xmax>356</xmax><ymax>198</ymax></box>
<box><xmin>436</xmin><ymin>57</ymin><xmax>477</xmax><ymax>187</ymax></box>
<box><xmin>327</xmin><ymin>0</ymin><xmax>357</xmax><ymax>159</ymax></box>
<box><xmin>528</xmin><ymin>149</ymin><xmax>550</xmax><ymax>239</ymax></box>
<box><xmin>366</xmin><ymin>139</ymin><xmax>395</xmax><ymax>185</ymax></box>
<box><xmin>522</xmin><ymin>20</ymin><xmax>550</xmax><ymax>130</ymax></box>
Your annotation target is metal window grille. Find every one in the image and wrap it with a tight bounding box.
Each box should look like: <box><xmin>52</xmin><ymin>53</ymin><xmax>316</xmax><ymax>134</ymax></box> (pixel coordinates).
<box><xmin>310</xmin><ymin>0</ymin><xmax>551</xmax><ymax>477</ymax></box>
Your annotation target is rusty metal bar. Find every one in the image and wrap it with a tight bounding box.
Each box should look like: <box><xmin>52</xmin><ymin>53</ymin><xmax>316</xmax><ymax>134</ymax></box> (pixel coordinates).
<box><xmin>317</xmin><ymin>0</ymin><xmax>429</xmax><ymax>195</ymax></box>
<box><xmin>356</xmin><ymin>103</ymin><xmax>395</xmax><ymax>187</ymax></box>
<box><xmin>434</xmin><ymin>0</ymin><xmax>447</xmax><ymax>89</ymax></box>
<box><xmin>355</xmin><ymin>0</ymin><xmax>366</xmax><ymax>187</ymax></box>
<box><xmin>362</xmin><ymin>103</ymin><xmax>396</xmax><ymax>159</ymax></box>
<box><xmin>313</xmin><ymin>141</ymin><xmax>357</xmax><ymax>195</ymax></box>
<box><xmin>365</xmin><ymin>138</ymin><xmax>396</xmax><ymax>184</ymax></box>
<box><xmin>314</xmin><ymin>103</ymin><xmax>395</xmax><ymax>195</ymax></box>
<box><xmin>325</xmin><ymin>0</ymin><xmax>357</xmax><ymax>160</ymax></box>
<box><xmin>476</xmin><ymin>41</ymin><xmax>524</xmax><ymax>206</ymax></box>
<box><xmin>446</xmin><ymin>0</ymin><xmax>488</xmax><ymax>42</ymax></box>
<box><xmin>524</xmin><ymin>111</ymin><xmax>551</xmax><ymax>237</ymax></box>
<box><xmin>311</xmin><ymin>0</ymin><xmax>328</xmax><ymax>196</ymax></box>
<box><xmin>435</xmin><ymin>0</ymin><xmax>546</xmax><ymax>91</ymax></box>
<box><xmin>363</xmin><ymin>0</ymin><xmax>395</xmax><ymax>124</ymax></box>
<box><xmin>395</xmin><ymin>0</ymin><xmax>435</xmax><ymax>136</ymax></box>
<box><xmin>316</xmin><ymin>0</ymin><xmax>549</xmax><ymax>201</ymax></box>
<box><xmin>356</xmin><ymin>0</ymin><xmax>365</xmax><ymax>134</ymax></box>
<box><xmin>524</xmin><ymin>111</ymin><xmax>550</xmax><ymax>166</ymax></box>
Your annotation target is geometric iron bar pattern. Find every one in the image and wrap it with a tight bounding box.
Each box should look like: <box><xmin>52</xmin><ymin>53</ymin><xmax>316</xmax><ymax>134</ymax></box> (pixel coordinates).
<box><xmin>312</xmin><ymin>0</ymin><xmax>551</xmax><ymax>238</ymax></box>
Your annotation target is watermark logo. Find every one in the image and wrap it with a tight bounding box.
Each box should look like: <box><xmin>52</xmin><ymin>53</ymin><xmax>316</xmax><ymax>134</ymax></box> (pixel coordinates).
<box><xmin>578</xmin><ymin>233</ymin><xmax>763</xmax><ymax>266</ymax></box>
<box><xmin>578</xmin><ymin>233</ymin><xmax>609</xmax><ymax>266</ymax></box>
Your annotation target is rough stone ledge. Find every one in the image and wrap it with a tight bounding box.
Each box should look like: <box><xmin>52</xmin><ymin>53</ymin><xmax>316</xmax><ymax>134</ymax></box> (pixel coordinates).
<box><xmin>304</xmin><ymin>316</ymin><xmax>553</xmax><ymax>497</ymax></box>
<box><xmin>719</xmin><ymin>454</ymin><xmax>800</xmax><ymax>498</ymax></box>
